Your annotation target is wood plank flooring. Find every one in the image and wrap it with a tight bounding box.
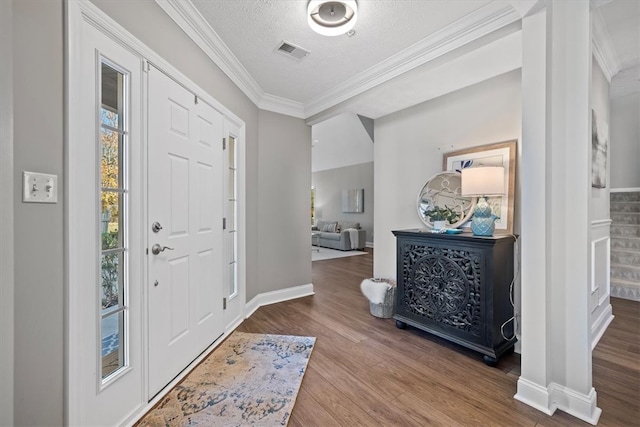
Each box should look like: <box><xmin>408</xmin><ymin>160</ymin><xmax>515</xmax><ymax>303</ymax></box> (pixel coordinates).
<box><xmin>237</xmin><ymin>249</ymin><xmax>640</xmax><ymax>426</ymax></box>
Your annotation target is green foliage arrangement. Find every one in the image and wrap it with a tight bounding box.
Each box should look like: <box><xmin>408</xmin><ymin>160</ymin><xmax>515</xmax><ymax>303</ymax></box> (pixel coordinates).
<box><xmin>426</xmin><ymin>206</ymin><xmax>459</xmax><ymax>224</ymax></box>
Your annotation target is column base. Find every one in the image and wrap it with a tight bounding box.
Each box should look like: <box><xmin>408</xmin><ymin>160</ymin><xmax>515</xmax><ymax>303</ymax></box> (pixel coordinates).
<box><xmin>515</xmin><ymin>378</ymin><xmax>602</xmax><ymax>425</ymax></box>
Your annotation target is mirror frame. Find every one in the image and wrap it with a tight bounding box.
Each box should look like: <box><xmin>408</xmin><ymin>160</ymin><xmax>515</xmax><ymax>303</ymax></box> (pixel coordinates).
<box><xmin>416</xmin><ymin>171</ymin><xmax>476</xmax><ymax>229</ymax></box>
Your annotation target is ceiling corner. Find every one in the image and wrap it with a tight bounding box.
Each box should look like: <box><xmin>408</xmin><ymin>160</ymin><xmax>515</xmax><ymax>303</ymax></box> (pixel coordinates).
<box><xmin>259</xmin><ymin>94</ymin><xmax>306</xmax><ymax>119</ymax></box>
<box><xmin>154</xmin><ymin>0</ymin><xmax>265</xmax><ymax>106</ymax></box>
<box><xmin>592</xmin><ymin>9</ymin><xmax>622</xmax><ymax>81</ymax></box>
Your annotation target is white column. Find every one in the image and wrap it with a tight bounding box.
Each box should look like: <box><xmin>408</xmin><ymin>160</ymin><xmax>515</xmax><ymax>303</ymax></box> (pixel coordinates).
<box><xmin>516</xmin><ymin>1</ymin><xmax>600</xmax><ymax>424</ymax></box>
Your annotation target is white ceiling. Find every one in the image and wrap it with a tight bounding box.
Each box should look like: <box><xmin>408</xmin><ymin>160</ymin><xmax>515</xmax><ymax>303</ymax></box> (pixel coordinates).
<box><xmin>190</xmin><ymin>0</ymin><xmax>492</xmax><ymax>104</ymax></box>
<box><xmin>159</xmin><ymin>0</ymin><xmax>639</xmax><ymax>119</ymax></box>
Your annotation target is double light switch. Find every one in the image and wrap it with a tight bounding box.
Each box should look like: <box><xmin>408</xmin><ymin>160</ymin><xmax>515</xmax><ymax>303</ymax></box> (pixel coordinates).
<box><xmin>23</xmin><ymin>171</ymin><xmax>58</xmax><ymax>203</ymax></box>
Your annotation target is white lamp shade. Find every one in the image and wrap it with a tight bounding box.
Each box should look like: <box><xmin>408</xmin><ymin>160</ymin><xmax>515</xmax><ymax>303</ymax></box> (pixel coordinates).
<box><xmin>461</xmin><ymin>166</ymin><xmax>505</xmax><ymax>196</ymax></box>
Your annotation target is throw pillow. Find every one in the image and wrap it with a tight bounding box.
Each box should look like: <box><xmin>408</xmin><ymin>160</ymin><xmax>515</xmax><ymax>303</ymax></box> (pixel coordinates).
<box><xmin>320</xmin><ymin>222</ymin><xmax>337</xmax><ymax>233</ymax></box>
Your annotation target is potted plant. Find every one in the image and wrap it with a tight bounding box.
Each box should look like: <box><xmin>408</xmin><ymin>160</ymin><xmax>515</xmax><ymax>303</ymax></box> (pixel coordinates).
<box><xmin>425</xmin><ymin>205</ymin><xmax>459</xmax><ymax>231</ymax></box>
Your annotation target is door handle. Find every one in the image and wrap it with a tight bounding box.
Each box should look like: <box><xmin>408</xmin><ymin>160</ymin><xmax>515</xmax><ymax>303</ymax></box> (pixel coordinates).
<box><xmin>151</xmin><ymin>244</ymin><xmax>174</xmax><ymax>255</ymax></box>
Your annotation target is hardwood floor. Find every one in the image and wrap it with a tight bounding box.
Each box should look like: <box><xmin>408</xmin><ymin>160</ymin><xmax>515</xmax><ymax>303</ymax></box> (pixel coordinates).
<box><xmin>237</xmin><ymin>249</ymin><xmax>640</xmax><ymax>426</ymax></box>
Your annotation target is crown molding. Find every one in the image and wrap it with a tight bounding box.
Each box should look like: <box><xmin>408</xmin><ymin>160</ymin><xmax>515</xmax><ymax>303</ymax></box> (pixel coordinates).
<box><xmin>610</xmin><ymin>65</ymin><xmax>640</xmax><ymax>99</ymax></box>
<box><xmin>303</xmin><ymin>2</ymin><xmax>521</xmax><ymax>117</ymax></box>
<box><xmin>259</xmin><ymin>94</ymin><xmax>306</xmax><ymax>119</ymax></box>
<box><xmin>507</xmin><ymin>0</ymin><xmax>545</xmax><ymax>18</ymax></box>
<box><xmin>592</xmin><ymin>9</ymin><xmax>621</xmax><ymax>82</ymax></box>
<box><xmin>157</xmin><ymin>0</ymin><xmax>521</xmax><ymax>119</ymax></box>
<box><xmin>155</xmin><ymin>0</ymin><xmax>264</xmax><ymax>105</ymax></box>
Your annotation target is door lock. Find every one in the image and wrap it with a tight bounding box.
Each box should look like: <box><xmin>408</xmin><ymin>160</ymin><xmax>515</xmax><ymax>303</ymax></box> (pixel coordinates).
<box><xmin>151</xmin><ymin>222</ymin><xmax>163</xmax><ymax>233</ymax></box>
<box><xmin>151</xmin><ymin>243</ymin><xmax>174</xmax><ymax>255</ymax></box>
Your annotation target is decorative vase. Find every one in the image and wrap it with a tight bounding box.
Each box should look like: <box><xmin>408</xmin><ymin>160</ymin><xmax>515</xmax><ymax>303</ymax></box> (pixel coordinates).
<box><xmin>470</xmin><ymin>197</ymin><xmax>499</xmax><ymax>236</ymax></box>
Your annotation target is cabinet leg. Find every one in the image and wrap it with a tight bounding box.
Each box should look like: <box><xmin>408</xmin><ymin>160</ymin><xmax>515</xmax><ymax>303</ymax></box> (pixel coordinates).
<box><xmin>395</xmin><ymin>320</ymin><xmax>407</xmax><ymax>329</ymax></box>
<box><xmin>483</xmin><ymin>355</ymin><xmax>498</xmax><ymax>366</ymax></box>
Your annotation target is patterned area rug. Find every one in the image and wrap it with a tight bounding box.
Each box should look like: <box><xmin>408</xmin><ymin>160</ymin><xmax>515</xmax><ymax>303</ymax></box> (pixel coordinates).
<box><xmin>137</xmin><ymin>332</ymin><xmax>316</xmax><ymax>426</ymax></box>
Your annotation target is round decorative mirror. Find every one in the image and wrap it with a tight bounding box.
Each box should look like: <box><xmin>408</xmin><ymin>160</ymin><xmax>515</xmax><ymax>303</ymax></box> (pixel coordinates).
<box><xmin>416</xmin><ymin>171</ymin><xmax>476</xmax><ymax>229</ymax></box>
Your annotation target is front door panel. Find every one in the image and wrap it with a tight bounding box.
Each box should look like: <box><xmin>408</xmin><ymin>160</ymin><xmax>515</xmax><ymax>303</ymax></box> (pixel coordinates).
<box><xmin>148</xmin><ymin>66</ymin><xmax>224</xmax><ymax>398</ymax></box>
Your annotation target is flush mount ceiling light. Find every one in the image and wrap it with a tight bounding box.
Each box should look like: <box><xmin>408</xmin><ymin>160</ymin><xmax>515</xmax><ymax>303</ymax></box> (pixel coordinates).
<box><xmin>308</xmin><ymin>1</ymin><xmax>358</xmax><ymax>37</ymax></box>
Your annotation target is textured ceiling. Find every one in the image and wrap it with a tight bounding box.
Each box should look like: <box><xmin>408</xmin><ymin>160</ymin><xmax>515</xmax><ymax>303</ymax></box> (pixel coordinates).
<box><xmin>183</xmin><ymin>0</ymin><xmax>638</xmax><ymax>113</ymax></box>
<box><xmin>598</xmin><ymin>0</ymin><xmax>639</xmax><ymax>71</ymax></box>
<box><xmin>191</xmin><ymin>0</ymin><xmax>492</xmax><ymax>104</ymax></box>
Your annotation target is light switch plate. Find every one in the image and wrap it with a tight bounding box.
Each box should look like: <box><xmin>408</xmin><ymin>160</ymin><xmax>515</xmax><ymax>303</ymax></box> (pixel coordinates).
<box><xmin>23</xmin><ymin>171</ymin><xmax>58</xmax><ymax>203</ymax></box>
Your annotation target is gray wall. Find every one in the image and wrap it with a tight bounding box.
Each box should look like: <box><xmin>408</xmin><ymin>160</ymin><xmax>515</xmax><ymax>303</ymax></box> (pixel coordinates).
<box><xmin>312</xmin><ymin>162</ymin><xmax>374</xmax><ymax>244</ymax></box>
<box><xmin>13</xmin><ymin>0</ymin><xmax>65</xmax><ymax>425</ymax></box>
<box><xmin>1</xmin><ymin>0</ymin><xmax>14</xmax><ymax>425</ymax></box>
<box><xmin>257</xmin><ymin>110</ymin><xmax>312</xmax><ymax>298</ymax></box>
<box><xmin>610</xmin><ymin>91</ymin><xmax>640</xmax><ymax>188</ymax></box>
<box><xmin>10</xmin><ymin>0</ymin><xmax>311</xmax><ymax>423</ymax></box>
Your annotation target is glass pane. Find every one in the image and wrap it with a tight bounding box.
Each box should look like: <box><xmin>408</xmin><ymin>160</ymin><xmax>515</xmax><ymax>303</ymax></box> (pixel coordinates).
<box><xmin>228</xmin><ymin>263</ymin><xmax>236</xmax><ymax>296</ymax></box>
<box><xmin>227</xmin><ymin>201</ymin><xmax>235</xmax><ymax>231</ymax></box>
<box><xmin>101</xmin><ymin>108</ymin><xmax>119</xmax><ymax>130</ymax></box>
<box><xmin>100</xmin><ymin>128</ymin><xmax>122</xmax><ymax>189</ymax></box>
<box><xmin>101</xmin><ymin>63</ymin><xmax>123</xmax><ymax>130</ymax></box>
<box><xmin>101</xmin><ymin>252</ymin><xmax>123</xmax><ymax>310</ymax></box>
<box><xmin>99</xmin><ymin>61</ymin><xmax>127</xmax><ymax>382</ymax></box>
<box><xmin>228</xmin><ymin>168</ymin><xmax>235</xmax><ymax>198</ymax></box>
<box><xmin>101</xmin><ymin>192</ymin><xmax>122</xmax><ymax>250</ymax></box>
<box><xmin>228</xmin><ymin>136</ymin><xmax>235</xmax><ymax>165</ymax></box>
<box><xmin>226</xmin><ymin>231</ymin><xmax>235</xmax><ymax>264</ymax></box>
<box><xmin>101</xmin><ymin>310</ymin><xmax>124</xmax><ymax>378</ymax></box>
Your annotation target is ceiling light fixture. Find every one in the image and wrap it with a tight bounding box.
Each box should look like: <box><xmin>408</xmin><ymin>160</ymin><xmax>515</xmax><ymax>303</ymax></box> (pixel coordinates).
<box><xmin>308</xmin><ymin>1</ymin><xmax>358</xmax><ymax>37</ymax></box>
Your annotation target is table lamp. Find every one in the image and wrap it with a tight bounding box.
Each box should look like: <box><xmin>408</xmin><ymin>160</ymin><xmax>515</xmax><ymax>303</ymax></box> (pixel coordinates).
<box><xmin>461</xmin><ymin>166</ymin><xmax>505</xmax><ymax>236</ymax></box>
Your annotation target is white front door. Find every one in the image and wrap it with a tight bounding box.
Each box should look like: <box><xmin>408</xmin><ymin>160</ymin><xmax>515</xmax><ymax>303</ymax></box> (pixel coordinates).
<box><xmin>147</xmin><ymin>66</ymin><xmax>225</xmax><ymax>397</ymax></box>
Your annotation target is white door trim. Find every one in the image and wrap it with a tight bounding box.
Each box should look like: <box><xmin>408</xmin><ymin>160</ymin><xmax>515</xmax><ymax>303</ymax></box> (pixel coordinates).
<box><xmin>66</xmin><ymin>1</ymin><xmax>246</xmax><ymax>424</ymax></box>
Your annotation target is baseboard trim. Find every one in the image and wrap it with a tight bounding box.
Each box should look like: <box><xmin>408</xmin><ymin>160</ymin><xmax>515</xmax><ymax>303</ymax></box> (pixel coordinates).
<box><xmin>245</xmin><ymin>283</ymin><xmax>315</xmax><ymax>319</ymax></box>
<box><xmin>611</xmin><ymin>282</ymin><xmax>640</xmax><ymax>301</ymax></box>
<box><xmin>591</xmin><ymin>304</ymin><xmax>614</xmax><ymax>350</ymax></box>
<box><xmin>611</xmin><ymin>187</ymin><xmax>640</xmax><ymax>193</ymax></box>
<box><xmin>549</xmin><ymin>384</ymin><xmax>601</xmax><ymax>425</ymax></box>
<box><xmin>515</xmin><ymin>378</ymin><xmax>556</xmax><ymax>416</ymax></box>
<box><xmin>515</xmin><ymin>379</ymin><xmax>601</xmax><ymax>425</ymax></box>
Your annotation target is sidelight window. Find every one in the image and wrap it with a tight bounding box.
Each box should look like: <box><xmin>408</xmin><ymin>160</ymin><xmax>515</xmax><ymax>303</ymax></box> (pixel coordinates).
<box><xmin>99</xmin><ymin>61</ymin><xmax>129</xmax><ymax>381</ymax></box>
<box><xmin>225</xmin><ymin>135</ymin><xmax>238</xmax><ymax>298</ymax></box>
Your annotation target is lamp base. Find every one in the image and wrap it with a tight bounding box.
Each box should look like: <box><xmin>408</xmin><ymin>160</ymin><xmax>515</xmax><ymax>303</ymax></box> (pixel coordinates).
<box><xmin>470</xmin><ymin>196</ymin><xmax>499</xmax><ymax>236</ymax></box>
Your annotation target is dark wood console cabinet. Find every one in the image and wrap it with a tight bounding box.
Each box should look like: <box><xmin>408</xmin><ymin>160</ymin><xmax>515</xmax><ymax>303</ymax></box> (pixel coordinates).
<box><xmin>393</xmin><ymin>229</ymin><xmax>516</xmax><ymax>365</ymax></box>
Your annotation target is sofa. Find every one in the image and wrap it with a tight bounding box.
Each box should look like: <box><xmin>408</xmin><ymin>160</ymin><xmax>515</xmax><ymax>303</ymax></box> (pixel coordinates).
<box><xmin>312</xmin><ymin>220</ymin><xmax>366</xmax><ymax>251</ymax></box>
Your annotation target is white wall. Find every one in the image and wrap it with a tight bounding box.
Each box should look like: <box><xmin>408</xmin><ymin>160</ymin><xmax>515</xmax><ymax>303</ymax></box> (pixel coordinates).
<box><xmin>313</xmin><ymin>162</ymin><xmax>374</xmax><ymax>243</ymax></box>
<box><xmin>374</xmin><ymin>69</ymin><xmax>522</xmax><ymax>279</ymax></box>
<box><xmin>0</xmin><ymin>0</ymin><xmax>14</xmax><ymax>424</ymax></box>
<box><xmin>610</xmin><ymin>91</ymin><xmax>640</xmax><ymax>189</ymax></box>
<box><xmin>312</xmin><ymin>112</ymin><xmax>373</xmax><ymax>172</ymax></box>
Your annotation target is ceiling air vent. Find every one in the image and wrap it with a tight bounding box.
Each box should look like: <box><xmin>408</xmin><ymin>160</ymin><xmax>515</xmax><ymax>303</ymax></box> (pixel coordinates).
<box><xmin>276</xmin><ymin>41</ymin><xmax>310</xmax><ymax>60</ymax></box>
